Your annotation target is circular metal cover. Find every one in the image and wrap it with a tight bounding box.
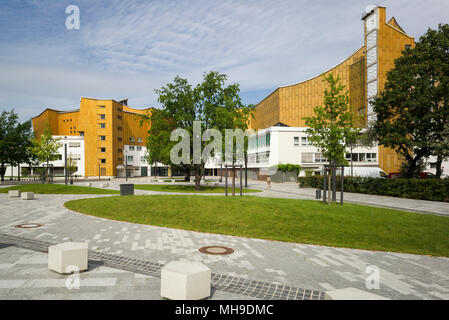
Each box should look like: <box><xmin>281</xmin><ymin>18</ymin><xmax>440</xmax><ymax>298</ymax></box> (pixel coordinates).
<box><xmin>199</xmin><ymin>246</ymin><xmax>234</xmax><ymax>255</ymax></box>
<box><xmin>15</xmin><ymin>223</ymin><xmax>43</xmax><ymax>229</ymax></box>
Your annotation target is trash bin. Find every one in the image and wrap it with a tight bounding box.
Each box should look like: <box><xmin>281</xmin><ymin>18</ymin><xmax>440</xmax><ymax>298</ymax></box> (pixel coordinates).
<box><xmin>316</xmin><ymin>189</ymin><xmax>321</xmax><ymax>199</ymax></box>
<box><xmin>69</xmin><ymin>178</ymin><xmax>73</xmax><ymax>185</ymax></box>
<box><xmin>120</xmin><ymin>184</ymin><xmax>134</xmax><ymax>196</ymax></box>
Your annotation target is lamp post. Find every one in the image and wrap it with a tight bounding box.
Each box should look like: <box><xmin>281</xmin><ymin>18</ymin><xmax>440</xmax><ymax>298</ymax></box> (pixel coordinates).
<box><xmin>125</xmin><ymin>150</ymin><xmax>128</xmax><ymax>182</ymax></box>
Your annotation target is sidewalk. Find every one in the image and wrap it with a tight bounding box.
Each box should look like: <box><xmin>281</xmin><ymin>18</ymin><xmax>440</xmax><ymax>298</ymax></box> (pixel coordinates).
<box><xmin>1</xmin><ymin>192</ymin><xmax>448</xmax><ymax>300</ymax></box>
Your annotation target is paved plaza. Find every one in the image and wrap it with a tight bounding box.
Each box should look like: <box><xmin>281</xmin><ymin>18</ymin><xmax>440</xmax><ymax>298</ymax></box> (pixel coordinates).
<box><xmin>0</xmin><ymin>181</ymin><xmax>449</xmax><ymax>300</ymax></box>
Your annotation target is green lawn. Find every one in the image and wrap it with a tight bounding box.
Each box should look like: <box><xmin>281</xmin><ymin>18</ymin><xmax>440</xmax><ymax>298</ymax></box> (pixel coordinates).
<box><xmin>0</xmin><ymin>184</ymin><xmax>119</xmax><ymax>194</ymax></box>
<box><xmin>64</xmin><ymin>195</ymin><xmax>449</xmax><ymax>257</ymax></box>
<box><xmin>135</xmin><ymin>184</ymin><xmax>262</xmax><ymax>193</ymax></box>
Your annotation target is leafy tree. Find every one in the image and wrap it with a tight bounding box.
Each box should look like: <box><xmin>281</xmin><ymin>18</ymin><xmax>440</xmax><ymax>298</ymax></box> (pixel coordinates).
<box><xmin>0</xmin><ymin>110</ymin><xmax>34</xmax><ymax>181</ymax></box>
<box><xmin>142</xmin><ymin>71</ymin><xmax>253</xmax><ymax>190</ymax></box>
<box><xmin>67</xmin><ymin>154</ymin><xmax>78</xmax><ymax>177</ymax></box>
<box><xmin>303</xmin><ymin>74</ymin><xmax>361</xmax><ymax>203</ymax></box>
<box><xmin>303</xmin><ymin>74</ymin><xmax>361</xmax><ymax>165</ymax></box>
<box><xmin>29</xmin><ymin>126</ymin><xmax>62</xmax><ymax>182</ymax></box>
<box><xmin>373</xmin><ymin>24</ymin><xmax>449</xmax><ymax>178</ymax></box>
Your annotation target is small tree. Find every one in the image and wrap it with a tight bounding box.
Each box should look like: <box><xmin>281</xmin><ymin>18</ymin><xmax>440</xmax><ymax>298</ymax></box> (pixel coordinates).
<box><xmin>67</xmin><ymin>154</ymin><xmax>78</xmax><ymax>178</ymax></box>
<box><xmin>29</xmin><ymin>127</ymin><xmax>61</xmax><ymax>182</ymax></box>
<box><xmin>303</xmin><ymin>74</ymin><xmax>361</xmax><ymax>202</ymax></box>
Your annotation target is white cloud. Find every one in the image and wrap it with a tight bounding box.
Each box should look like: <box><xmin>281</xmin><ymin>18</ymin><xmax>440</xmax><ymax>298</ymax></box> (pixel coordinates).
<box><xmin>0</xmin><ymin>0</ymin><xmax>448</xmax><ymax>121</ymax></box>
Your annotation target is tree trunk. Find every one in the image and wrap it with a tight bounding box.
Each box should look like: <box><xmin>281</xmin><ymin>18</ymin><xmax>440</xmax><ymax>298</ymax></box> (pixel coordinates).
<box><xmin>184</xmin><ymin>166</ymin><xmax>191</xmax><ymax>182</ymax></box>
<box><xmin>328</xmin><ymin>170</ymin><xmax>331</xmax><ymax>205</ymax></box>
<box><xmin>0</xmin><ymin>161</ymin><xmax>4</xmax><ymax>181</ymax></box>
<box><xmin>435</xmin><ymin>155</ymin><xmax>443</xmax><ymax>179</ymax></box>
<box><xmin>18</xmin><ymin>164</ymin><xmax>20</xmax><ymax>181</ymax></box>
<box><xmin>194</xmin><ymin>166</ymin><xmax>201</xmax><ymax>191</ymax></box>
<box><xmin>406</xmin><ymin>157</ymin><xmax>418</xmax><ymax>178</ymax></box>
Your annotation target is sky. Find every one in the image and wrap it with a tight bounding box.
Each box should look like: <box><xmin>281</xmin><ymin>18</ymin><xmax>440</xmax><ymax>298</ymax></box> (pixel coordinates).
<box><xmin>0</xmin><ymin>0</ymin><xmax>448</xmax><ymax>122</ymax></box>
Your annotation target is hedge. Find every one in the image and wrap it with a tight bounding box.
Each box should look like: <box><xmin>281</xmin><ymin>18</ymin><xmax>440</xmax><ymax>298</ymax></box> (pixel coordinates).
<box><xmin>298</xmin><ymin>176</ymin><xmax>449</xmax><ymax>202</ymax></box>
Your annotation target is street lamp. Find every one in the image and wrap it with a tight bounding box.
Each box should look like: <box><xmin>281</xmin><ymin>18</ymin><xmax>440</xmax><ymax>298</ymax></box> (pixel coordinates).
<box><xmin>125</xmin><ymin>150</ymin><xmax>128</xmax><ymax>182</ymax></box>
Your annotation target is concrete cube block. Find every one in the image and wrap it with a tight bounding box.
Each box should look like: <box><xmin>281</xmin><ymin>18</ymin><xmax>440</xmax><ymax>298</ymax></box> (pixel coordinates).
<box><xmin>85</xmin><ymin>182</ymin><xmax>92</xmax><ymax>187</ymax></box>
<box><xmin>161</xmin><ymin>261</ymin><xmax>211</xmax><ymax>300</ymax></box>
<box><xmin>8</xmin><ymin>190</ymin><xmax>21</xmax><ymax>197</ymax></box>
<box><xmin>171</xmin><ymin>179</ymin><xmax>175</xmax><ymax>183</ymax></box>
<box><xmin>99</xmin><ymin>183</ymin><xmax>109</xmax><ymax>187</ymax></box>
<box><xmin>158</xmin><ymin>179</ymin><xmax>164</xmax><ymax>183</ymax></box>
<box><xmin>48</xmin><ymin>242</ymin><xmax>88</xmax><ymax>274</ymax></box>
<box><xmin>21</xmin><ymin>192</ymin><xmax>34</xmax><ymax>200</ymax></box>
<box><xmin>325</xmin><ymin>288</ymin><xmax>390</xmax><ymax>300</ymax></box>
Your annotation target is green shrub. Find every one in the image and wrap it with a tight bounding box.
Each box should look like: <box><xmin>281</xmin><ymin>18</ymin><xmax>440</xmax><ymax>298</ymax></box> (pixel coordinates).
<box><xmin>298</xmin><ymin>176</ymin><xmax>449</xmax><ymax>202</ymax></box>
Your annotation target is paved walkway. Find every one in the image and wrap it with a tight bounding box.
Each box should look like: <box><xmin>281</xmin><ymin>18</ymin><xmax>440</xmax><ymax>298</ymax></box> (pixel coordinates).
<box><xmin>1</xmin><ymin>192</ymin><xmax>449</xmax><ymax>300</ymax></box>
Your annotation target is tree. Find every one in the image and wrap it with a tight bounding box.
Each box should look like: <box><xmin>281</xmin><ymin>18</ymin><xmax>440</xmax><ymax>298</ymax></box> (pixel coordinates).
<box><xmin>0</xmin><ymin>110</ymin><xmax>34</xmax><ymax>181</ymax></box>
<box><xmin>303</xmin><ymin>74</ymin><xmax>361</xmax><ymax>164</ymax></box>
<box><xmin>372</xmin><ymin>24</ymin><xmax>449</xmax><ymax>178</ymax></box>
<box><xmin>142</xmin><ymin>71</ymin><xmax>253</xmax><ymax>190</ymax></box>
<box><xmin>67</xmin><ymin>154</ymin><xmax>78</xmax><ymax>177</ymax></box>
<box><xmin>430</xmin><ymin>121</ymin><xmax>449</xmax><ymax>178</ymax></box>
<box><xmin>29</xmin><ymin>126</ymin><xmax>61</xmax><ymax>182</ymax></box>
<box><xmin>303</xmin><ymin>74</ymin><xmax>361</xmax><ymax>203</ymax></box>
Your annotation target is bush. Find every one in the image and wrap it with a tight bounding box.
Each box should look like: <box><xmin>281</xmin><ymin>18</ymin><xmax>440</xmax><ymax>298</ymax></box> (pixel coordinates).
<box><xmin>298</xmin><ymin>176</ymin><xmax>449</xmax><ymax>202</ymax></box>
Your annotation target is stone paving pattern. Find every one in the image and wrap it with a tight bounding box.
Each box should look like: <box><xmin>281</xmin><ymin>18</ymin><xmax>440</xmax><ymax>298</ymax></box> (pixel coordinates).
<box><xmin>0</xmin><ymin>180</ymin><xmax>449</xmax><ymax>299</ymax></box>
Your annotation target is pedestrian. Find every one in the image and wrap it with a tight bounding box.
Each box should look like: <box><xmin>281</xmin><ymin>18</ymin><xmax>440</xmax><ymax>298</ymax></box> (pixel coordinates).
<box><xmin>266</xmin><ymin>176</ymin><xmax>271</xmax><ymax>189</ymax></box>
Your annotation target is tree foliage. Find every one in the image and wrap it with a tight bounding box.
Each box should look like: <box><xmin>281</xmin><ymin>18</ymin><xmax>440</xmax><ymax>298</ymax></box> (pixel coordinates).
<box><xmin>29</xmin><ymin>126</ymin><xmax>61</xmax><ymax>180</ymax></box>
<box><xmin>373</xmin><ymin>24</ymin><xmax>449</xmax><ymax>178</ymax></box>
<box><xmin>142</xmin><ymin>71</ymin><xmax>254</xmax><ymax>190</ymax></box>
<box><xmin>303</xmin><ymin>74</ymin><xmax>361</xmax><ymax>165</ymax></box>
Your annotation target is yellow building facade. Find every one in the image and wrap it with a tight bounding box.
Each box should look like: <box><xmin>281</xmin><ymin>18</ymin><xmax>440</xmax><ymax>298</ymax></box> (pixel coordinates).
<box><xmin>32</xmin><ymin>97</ymin><xmax>151</xmax><ymax>177</ymax></box>
<box><xmin>249</xmin><ymin>6</ymin><xmax>414</xmax><ymax>174</ymax></box>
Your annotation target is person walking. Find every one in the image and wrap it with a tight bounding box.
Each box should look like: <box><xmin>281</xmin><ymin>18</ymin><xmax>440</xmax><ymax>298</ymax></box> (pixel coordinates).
<box><xmin>266</xmin><ymin>176</ymin><xmax>271</xmax><ymax>189</ymax></box>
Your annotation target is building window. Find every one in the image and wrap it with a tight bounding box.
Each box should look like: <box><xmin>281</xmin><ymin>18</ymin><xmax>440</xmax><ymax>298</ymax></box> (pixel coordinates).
<box><xmin>118</xmin><ymin>148</ymin><xmax>122</xmax><ymax>154</ymax></box>
<box><xmin>118</xmin><ymin>108</ymin><xmax>122</xmax><ymax>112</ymax></box>
<box><xmin>137</xmin><ymin>146</ymin><xmax>142</xmax><ymax>151</ymax></box>
<box><xmin>117</xmin><ymin>115</ymin><xmax>122</xmax><ymax>120</ymax></box>
<box><xmin>101</xmin><ymin>159</ymin><xmax>106</xmax><ymax>164</ymax></box>
<box><xmin>118</xmin><ymin>157</ymin><xmax>123</xmax><ymax>162</ymax></box>
<box><xmin>129</xmin><ymin>137</ymin><xmax>135</xmax><ymax>142</ymax></box>
<box><xmin>100</xmin><ymin>114</ymin><xmax>106</xmax><ymax>120</ymax></box>
<box><xmin>100</xmin><ymin>123</ymin><xmax>106</xmax><ymax>128</ymax></box>
<box><xmin>301</xmin><ymin>152</ymin><xmax>314</xmax><ymax>163</ymax></box>
<box><xmin>100</xmin><ymin>147</ymin><xmax>106</xmax><ymax>152</ymax></box>
<box><xmin>69</xmin><ymin>142</ymin><xmax>80</xmax><ymax>148</ymax></box>
<box><xmin>118</xmin><ymin>137</ymin><xmax>122</xmax><ymax>142</ymax></box>
<box><xmin>301</xmin><ymin>137</ymin><xmax>311</xmax><ymax>146</ymax></box>
<box><xmin>294</xmin><ymin>137</ymin><xmax>299</xmax><ymax>146</ymax></box>
<box><xmin>367</xmin><ymin>153</ymin><xmax>377</xmax><ymax>162</ymax></box>
<box><xmin>141</xmin><ymin>156</ymin><xmax>145</xmax><ymax>162</ymax></box>
<box><xmin>98</xmin><ymin>105</ymin><xmax>106</xmax><ymax>108</ymax></box>
<box><xmin>129</xmin><ymin>146</ymin><xmax>135</xmax><ymax>151</ymax></box>
<box><xmin>57</xmin><ymin>154</ymin><xmax>62</xmax><ymax>160</ymax></box>
<box><xmin>137</xmin><ymin>137</ymin><xmax>143</xmax><ymax>143</ymax></box>
<box><xmin>315</xmin><ymin>153</ymin><xmax>327</xmax><ymax>163</ymax></box>
<box><xmin>118</xmin><ymin>126</ymin><xmax>123</xmax><ymax>131</ymax></box>
<box><xmin>127</xmin><ymin>155</ymin><xmax>133</xmax><ymax>162</ymax></box>
<box><xmin>100</xmin><ymin>136</ymin><xmax>106</xmax><ymax>141</ymax></box>
<box><xmin>405</xmin><ymin>44</ymin><xmax>411</xmax><ymax>50</ymax></box>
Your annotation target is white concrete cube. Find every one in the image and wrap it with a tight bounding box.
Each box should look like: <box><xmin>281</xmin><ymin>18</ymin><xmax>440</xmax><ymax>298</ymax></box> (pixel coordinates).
<box><xmin>21</xmin><ymin>192</ymin><xmax>34</xmax><ymax>200</ymax></box>
<box><xmin>171</xmin><ymin>179</ymin><xmax>175</xmax><ymax>183</ymax></box>
<box><xmin>48</xmin><ymin>242</ymin><xmax>88</xmax><ymax>274</ymax></box>
<box><xmin>158</xmin><ymin>179</ymin><xmax>164</xmax><ymax>183</ymax></box>
<box><xmin>161</xmin><ymin>261</ymin><xmax>211</xmax><ymax>300</ymax></box>
<box><xmin>8</xmin><ymin>190</ymin><xmax>21</xmax><ymax>197</ymax></box>
<box><xmin>214</xmin><ymin>182</ymin><xmax>219</xmax><ymax>186</ymax></box>
<box><xmin>99</xmin><ymin>183</ymin><xmax>109</xmax><ymax>187</ymax></box>
<box><xmin>325</xmin><ymin>288</ymin><xmax>390</xmax><ymax>300</ymax></box>
<box><xmin>85</xmin><ymin>182</ymin><xmax>92</xmax><ymax>187</ymax></box>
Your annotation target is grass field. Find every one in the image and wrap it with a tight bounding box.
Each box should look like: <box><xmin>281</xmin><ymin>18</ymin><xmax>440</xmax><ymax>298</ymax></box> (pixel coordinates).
<box><xmin>0</xmin><ymin>184</ymin><xmax>119</xmax><ymax>194</ymax></box>
<box><xmin>64</xmin><ymin>195</ymin><xmax>449</xmax><ymax>257</ymax></box>
<box><xmin>134</xmin><ymin>184</ymin><xmax>262</xmax><ymax>193</ymax></box>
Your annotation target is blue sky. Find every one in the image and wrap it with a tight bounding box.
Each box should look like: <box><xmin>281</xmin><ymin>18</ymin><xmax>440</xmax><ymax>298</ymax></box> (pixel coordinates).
<box><xmin>0</xmin><ymin>0</ymin><xmax>448</xmax><ymax>122</ymax></box>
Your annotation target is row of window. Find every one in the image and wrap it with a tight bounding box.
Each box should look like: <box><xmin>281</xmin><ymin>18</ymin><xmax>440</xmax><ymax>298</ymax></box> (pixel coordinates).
<box><xmin>125</xmin><ymin>156</ymin><xmax>146</xmax><ymax>163</ymax></box>
<box><xmin>345</xmin><ymin>153</ymin><xmax>377</xmax><ymax>162</ymax></box>
<box><xmin>248</xmin><ymin>133</ymin><xmax>271</xmax><ymax>149</ymax></box>
<box><xmin>128</xmin><ymin>146</ymin><xmax>142</xmax><ymax>151</ymax></box>
<box><xmin>98</xmin><ymin>105</ymin><xmax>123</xmax><ymax>112</ymax></box>
<box><xmin>301</xmin><ymin>153</ymin><xmax>328</xmax><ymax>163</ymax></box>
<box><xmin>98</xmin><ymin>136</ymin><xmax>143</xmax><ymax>143</ymax></box>
<box><xmin>293</xmin><ymin>136</ymin><xmax>312</xmax><ymax>147</ymax></box>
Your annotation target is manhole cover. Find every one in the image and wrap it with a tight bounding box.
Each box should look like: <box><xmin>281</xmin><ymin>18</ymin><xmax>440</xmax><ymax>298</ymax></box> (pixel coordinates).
<box><xmin>15</xmin><ymin>223</ymin><xmax>43</xmax><ymax>229</ymax></box>
<box><xmin>199</xmin><ymin>246</ymin><xmax>234</xmax><ymax>255</ymax></box>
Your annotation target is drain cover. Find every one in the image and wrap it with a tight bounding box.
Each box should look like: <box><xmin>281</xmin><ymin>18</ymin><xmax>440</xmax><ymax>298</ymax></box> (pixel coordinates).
<box><xmin>199</xmin><ymin>246</ymin><xmax>234</xmax><ymax>255</ymax></box>
<box><xmin>15</xmin><ymin>223</ymin><xmax>43</xmax><ymax>229</ymax></box>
